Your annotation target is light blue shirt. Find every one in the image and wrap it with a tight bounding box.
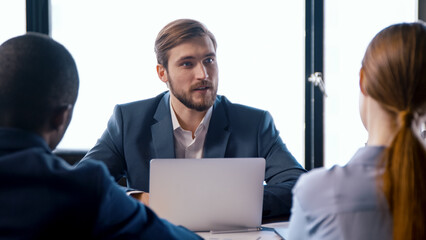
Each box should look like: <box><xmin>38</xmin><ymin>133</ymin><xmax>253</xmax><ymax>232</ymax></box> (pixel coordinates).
<box><xmin>288</xmin><ymin>146</ymin><xmax>392</xmax><ymax>240</ymax></box>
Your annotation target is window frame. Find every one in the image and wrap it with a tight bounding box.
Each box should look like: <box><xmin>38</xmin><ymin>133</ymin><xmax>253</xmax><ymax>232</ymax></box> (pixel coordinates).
<box><xmin>25</xmin><ymin>0</ymin><xmax>424</xmax><ymax>169</ymax></box>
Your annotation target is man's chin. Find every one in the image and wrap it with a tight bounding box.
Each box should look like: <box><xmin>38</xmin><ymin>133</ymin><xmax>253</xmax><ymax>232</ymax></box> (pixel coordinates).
<box><xmin>187</xmin><ymin>98</ymin><xmax>215</xmax><ymax>112</ymax></box>
<box><xmin>173</xmin><ymin>91</ymin><xmax>216</xmax><ymax>112</ymax></box>
<box><xmin>190</xmin><ymin>103</ymin><xmax>213</xmax><ymax>112</ymax></box>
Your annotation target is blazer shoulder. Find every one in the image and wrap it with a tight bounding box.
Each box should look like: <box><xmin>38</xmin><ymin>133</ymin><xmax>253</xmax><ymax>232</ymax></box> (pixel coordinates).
<box><xmin>114</xmin><ymin>91</ymin><xmax>168</xmax><ymax>118</ymax></box>
<box><xmin>216</xmin><ymin>95</ymin><xmax>266</xmax><ymax>117</ymax></box>
<box><xmin>119</xmin><ymin>91</ymin><xmax>167</xmax><ymax>109</ymax></box>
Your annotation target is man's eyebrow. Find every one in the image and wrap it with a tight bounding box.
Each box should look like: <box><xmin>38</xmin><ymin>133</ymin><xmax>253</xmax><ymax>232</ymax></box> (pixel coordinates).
<box><xmin>178</xmin><ymin>52</ymin><xmax>216</xmax><ymax>61</ymax></box>
<box><xmin>177</xmin><ymin>56</ymin><xmax>195</xmax><ymax>61</ymax></box>
<box><xmin>205</xmin><ymin>52</ymin><xmax>216</xmax><ymax>57</ymax></box>
<box><xmin>177</xmin><ymin>52</ymin><xmax>216</xmax><ymax>61</ymax></box>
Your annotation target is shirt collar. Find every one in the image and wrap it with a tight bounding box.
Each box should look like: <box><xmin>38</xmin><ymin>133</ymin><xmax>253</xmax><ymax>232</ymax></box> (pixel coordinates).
<box><xmin>0</xmin><ymin>127</ymin><xmax>51</xmax><ymax>153</ymax></box>
<box><xmin>170</xmin><ymin>97</ymin><xmax>213</xmax><ymax>132</ymax></box>
<box><xmin>348</xmin><ymin>146</ymin><xmax>386</xmax><ymax>166</ymax></box>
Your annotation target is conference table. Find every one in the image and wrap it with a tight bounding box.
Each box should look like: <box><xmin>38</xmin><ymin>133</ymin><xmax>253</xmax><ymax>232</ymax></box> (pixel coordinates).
<box><xmin>196</xmin><ymin>221</ymin><xmax>289</xmax><ymax>240</ymax></box>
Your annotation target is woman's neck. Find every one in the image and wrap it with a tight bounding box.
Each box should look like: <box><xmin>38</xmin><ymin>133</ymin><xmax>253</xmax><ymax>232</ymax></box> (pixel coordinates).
<box><xmin>366</xmin><ymin>97</ymin><xmax>398</xmax><ymax>146</ymax></box>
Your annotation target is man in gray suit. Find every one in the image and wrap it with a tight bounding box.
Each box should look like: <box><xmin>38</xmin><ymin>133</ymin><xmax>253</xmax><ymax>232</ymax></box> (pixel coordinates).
<box><xmin>82</xmin><ymin>19</ymin><xmax>306</xmax><ymax>219</ymax></box>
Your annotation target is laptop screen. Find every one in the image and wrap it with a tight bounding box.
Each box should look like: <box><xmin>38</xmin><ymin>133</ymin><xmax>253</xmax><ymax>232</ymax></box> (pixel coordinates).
<box><xmin>149</xmin><ymin>158</ymin><xmax>265</xmax><ymax>232</ymax></box>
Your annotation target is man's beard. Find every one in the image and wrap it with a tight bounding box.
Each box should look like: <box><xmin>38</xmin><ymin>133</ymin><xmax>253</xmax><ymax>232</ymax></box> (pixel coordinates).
<box><xmin>168</xmin><ymin>78</ymin><xmax>217</xmax><ymax>112</ymax></box>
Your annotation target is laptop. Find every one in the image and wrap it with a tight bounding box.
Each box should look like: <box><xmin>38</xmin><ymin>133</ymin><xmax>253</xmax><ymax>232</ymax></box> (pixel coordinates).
<box><xmin>149</xmin><ymin>158</ymin><xmax>265</xmax><ymax>232</ymax></box>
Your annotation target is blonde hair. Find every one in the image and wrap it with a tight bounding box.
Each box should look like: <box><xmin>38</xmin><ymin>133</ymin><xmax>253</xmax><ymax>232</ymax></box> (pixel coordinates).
<box><xmin>361</xmin><ymin>22</ymin><xmax>426</xmax><ymax>240</ymax></box>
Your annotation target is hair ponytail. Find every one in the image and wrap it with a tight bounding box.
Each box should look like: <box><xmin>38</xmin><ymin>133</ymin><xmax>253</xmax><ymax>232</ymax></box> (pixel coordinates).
<box><xmin>361</xmin><ymin>22</ymin><xmax>426</xmax><ymax>240</ymax></box>
<box><xmin>382</xmin><ymin>114</ymin><xmax>426</xmax><ymax>240</ymax></box>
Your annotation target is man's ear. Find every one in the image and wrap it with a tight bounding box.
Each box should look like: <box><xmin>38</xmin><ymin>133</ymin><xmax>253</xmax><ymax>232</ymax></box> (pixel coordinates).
<box><xmin>359</xmin><ymin>68</ymin><xmax>367</xmax><ymax>96</ymax></box>
<box><xmin>49</xmin><ymin>105</ymin><xmax>73</xmax><ymax>131</ymax></box>
<box><xmin>156</xmin><ymin>64</ymin><xmax>168</xmax><ymax>84</ymax></box>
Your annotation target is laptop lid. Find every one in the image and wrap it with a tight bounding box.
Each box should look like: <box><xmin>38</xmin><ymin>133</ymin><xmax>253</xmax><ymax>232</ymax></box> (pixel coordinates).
<box><xmin>149</xmin><ymin>158</ymin><xmax>265</xmax><ymax>232</ymax></box>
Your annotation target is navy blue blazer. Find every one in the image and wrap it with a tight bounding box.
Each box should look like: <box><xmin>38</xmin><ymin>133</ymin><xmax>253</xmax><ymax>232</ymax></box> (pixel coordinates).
<box><xmin>83</xmin><ymin>91</ymin><xmax>306</xmax><ymax>218</ymax></box>
<box><xmin>0</xmin><ymin>128</ymin><xmax>201</xmax><ymax>239</ymax></box>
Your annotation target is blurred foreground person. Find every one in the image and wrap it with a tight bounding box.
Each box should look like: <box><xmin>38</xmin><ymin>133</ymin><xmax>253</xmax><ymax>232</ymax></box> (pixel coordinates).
<box><xmin>0</xmin><ymin>33</ymin><xmax>201</xmax><ymax>240</ymax></box>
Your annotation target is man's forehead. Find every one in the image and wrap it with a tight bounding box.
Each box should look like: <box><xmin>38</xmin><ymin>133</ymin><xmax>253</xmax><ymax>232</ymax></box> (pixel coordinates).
<box><xmin>168</xmin><ymin>36</ymin><xmax>216</xmax><ymax>60</ymax></box>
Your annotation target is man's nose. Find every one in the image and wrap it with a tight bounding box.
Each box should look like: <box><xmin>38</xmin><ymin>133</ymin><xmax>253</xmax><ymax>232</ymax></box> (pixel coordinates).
<box><xmin>195</xmin><ymin>63</ymin><xmax>208</xmax><ymax>80</ymax></box>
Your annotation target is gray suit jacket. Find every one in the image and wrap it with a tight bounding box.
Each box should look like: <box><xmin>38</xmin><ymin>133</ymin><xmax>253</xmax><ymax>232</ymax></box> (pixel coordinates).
<box><xmin>83</xmin><ymin>91</ymin><xmax>306</xmax><ymax>218</ymax></box>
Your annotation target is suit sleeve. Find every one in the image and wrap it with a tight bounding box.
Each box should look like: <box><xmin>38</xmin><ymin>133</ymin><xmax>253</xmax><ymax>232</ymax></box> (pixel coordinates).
<box><xmin>258</xmin><ymin>111</ymin><xmax>307</xmax><ymax>218</ymax></box>
<box><xmin>80</xmin><ymin>105</ymin><xmax>127</xmax><ymax>182</ymax></box>
<box><xmin>83</xmin><ymin>161</ymin><xmax>202</xmax><ymax>240</ymax></box>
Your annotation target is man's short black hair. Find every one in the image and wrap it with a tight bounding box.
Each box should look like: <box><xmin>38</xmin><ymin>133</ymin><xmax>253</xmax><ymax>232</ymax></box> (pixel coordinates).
<box><xmin>0</xmin><ymin>32</ymin><xmax>79</xmax><ymax>131</ymax></box>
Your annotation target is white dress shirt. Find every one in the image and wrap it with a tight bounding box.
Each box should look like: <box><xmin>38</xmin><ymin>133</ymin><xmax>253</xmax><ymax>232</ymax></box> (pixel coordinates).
<box><xmin>170</xmin><ymin>100</ymin><xmax>213</xmax><ymax>159</ymax></box>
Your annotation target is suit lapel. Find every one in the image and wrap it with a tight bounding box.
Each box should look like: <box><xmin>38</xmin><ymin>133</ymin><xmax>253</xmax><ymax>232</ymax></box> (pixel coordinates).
<box><xmin>204</xmin><ymin>97</ymin><xmax>230</xmax><ymax>158</ymax></box>
<box><xmin>151</xmin><ymin>92</ymin><xmax>175</xmax><ymax>158</ymax></box>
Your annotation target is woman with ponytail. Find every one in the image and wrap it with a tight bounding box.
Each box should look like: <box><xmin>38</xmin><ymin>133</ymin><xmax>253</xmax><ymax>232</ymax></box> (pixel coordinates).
<box><xmin>288</xmin><ymin>22</ymin><xmax>426</xmax><ymax>240</ymax></box>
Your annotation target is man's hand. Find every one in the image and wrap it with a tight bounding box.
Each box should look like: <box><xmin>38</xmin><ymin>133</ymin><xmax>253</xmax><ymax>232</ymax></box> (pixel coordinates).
<box><xmin>129</xmin><ymin>192</ymin><xmax>150</xmax><ymax>206</ymax></box>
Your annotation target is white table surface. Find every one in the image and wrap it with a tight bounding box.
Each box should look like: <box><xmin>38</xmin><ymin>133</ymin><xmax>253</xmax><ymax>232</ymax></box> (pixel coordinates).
<box><xmin>196</xmin><ymin>221</ymin><xmax>289</xmax><ymax>240</ymax></box>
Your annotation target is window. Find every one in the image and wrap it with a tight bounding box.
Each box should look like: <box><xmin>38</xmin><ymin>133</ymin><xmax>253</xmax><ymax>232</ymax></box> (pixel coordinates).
<box><xmin>51</xmin><ymin>0</ymin><xmax>306</xmax><ymax>166</ymax></box>
<box><xmin>324</xmin><ymin>0</ymin><xmax>418</xmax><ymax>167</ymax></box>
<box><xmin>0</xmin><ymin>0</ymin><xmax>25</xmax><ymax>44</ymax></box>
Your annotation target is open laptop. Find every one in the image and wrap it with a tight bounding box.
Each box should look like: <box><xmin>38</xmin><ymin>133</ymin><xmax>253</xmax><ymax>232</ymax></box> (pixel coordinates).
<box><xmin>149</xmin><ymin>158</ymin><xmax>265</xmax><ymax>232</ymax></box>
